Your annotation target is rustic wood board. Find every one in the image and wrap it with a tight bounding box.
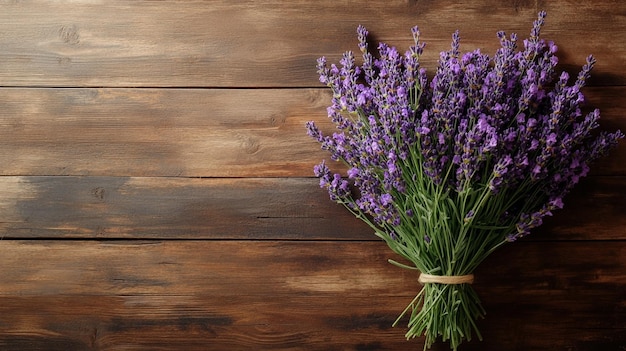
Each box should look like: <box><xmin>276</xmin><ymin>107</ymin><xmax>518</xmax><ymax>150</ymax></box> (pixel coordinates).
<box><xmin>0</xmin><ymin>176</ymin><xmax>623</xmax><ymax>241</ymax></box>
<box><xmin>0</xmin><ymin>87</ymin><xmax>623</xmax><ymax>177</ymax></box>
<box><xmin>0</xmin><ymin>88</ymin><xmax>330</xmax><ymax>177</ymax></box>
<box><xmin>0</xmin><ymin>240</ymin><xmax>623</xmax><ymax>350</ymax></box>
<box><xmin>0</xmin><ymin>1</ymin><xmax>623</xmax><ymax>350</ymax></box>
<box><xmin>0</xmin><ymin>1</ymin><xmax>622</xmax><ymax>87</ymax></box>
<box><xmin>0</xmin><ymin>176</ymin><xmax>372</xmax><ymax>240</ymax></box>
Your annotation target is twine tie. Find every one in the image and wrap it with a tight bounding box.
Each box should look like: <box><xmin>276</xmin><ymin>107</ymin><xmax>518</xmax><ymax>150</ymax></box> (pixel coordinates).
<box><xmin>418</xmin><ymin>273</ymin><xmax>474</xmax><ymax>285</ymax></box>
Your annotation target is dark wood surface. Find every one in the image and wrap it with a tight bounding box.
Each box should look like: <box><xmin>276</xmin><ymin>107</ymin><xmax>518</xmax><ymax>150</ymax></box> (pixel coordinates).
<box><xmin>0</xmin><ymin>1</ymin><xmax>624</xmax><ymax>350</ymax></box>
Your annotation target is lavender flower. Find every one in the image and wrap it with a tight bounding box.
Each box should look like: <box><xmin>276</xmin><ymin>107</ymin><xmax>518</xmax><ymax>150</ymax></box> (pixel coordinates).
<box><xmin>307</xmin><ymin>12</ymin><xmax>623</xmax><ymax>350</ymax></box>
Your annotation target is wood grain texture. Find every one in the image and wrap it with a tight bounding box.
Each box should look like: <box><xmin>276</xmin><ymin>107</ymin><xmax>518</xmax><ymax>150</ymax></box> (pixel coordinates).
<box><xmin>0</xmin><ymin>1</ymin><xmax>623</xmax><ymax>350</ymax></box>
<box><xmin>0</xmin><ymin>87</ymin><xmax>623</xmax><ymax>177</ymax></box>
<box><xmin>0</xmin><ymin>88</ymin><xmax>330</xmax><ymax>177</ymax></box>
<box><xmin>0</xmin><ymin>176</ymin><xmax>624</xmax><ymax>241</ymax></box>
<box><xmin>0</xmin><ymin>240</ymin><xmax>623</xmax><ymax>351</ymax></box>
<box><xmin>0</xmin><ymin>176</ymin><xmax>372</xmax><ymax>240</ymax></box>
<box><xmin>0</xmin><ymin>0</ymin><xmax>623</xmax><ymax>87</ymax></box>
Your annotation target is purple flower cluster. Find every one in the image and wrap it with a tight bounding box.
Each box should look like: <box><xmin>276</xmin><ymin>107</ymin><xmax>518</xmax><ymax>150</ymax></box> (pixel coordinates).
<box><xmin>307</xmin><ymin>23</ymin><xmax>427</xmax><ymax>226</ymax></box>
<box><xmin>307</xmin><ymin>12</ymin><xmax>623</xmax><ymax>240</ymax></box>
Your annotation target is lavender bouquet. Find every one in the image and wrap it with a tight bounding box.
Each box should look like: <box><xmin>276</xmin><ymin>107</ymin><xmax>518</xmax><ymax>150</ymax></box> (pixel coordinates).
<box><xmin>306</xmin><ymin>12</ymin><xmax>622</xmax><ymax>350</ymax></box>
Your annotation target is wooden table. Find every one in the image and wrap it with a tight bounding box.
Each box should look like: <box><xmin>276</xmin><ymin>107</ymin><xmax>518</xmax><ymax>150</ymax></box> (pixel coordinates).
<box><xmin>0</xmin><ymin>1</ymin><xmax>623</xmax><ymax>350</ymax></box>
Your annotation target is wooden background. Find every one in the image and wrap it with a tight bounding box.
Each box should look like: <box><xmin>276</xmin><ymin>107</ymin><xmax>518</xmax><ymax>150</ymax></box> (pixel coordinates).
<box><xmin>0</xmin><ymin>1</ymin><xmax>624</xmax><ymax>350</ymax></box>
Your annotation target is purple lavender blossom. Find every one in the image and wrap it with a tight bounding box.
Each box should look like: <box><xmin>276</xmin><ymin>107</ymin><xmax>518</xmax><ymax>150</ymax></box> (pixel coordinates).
<box><xmin>307</xmin><ymin>11</ymin><xmax>623</xmax><ymax>241</ymax></box>
<box><xmin>307</xmin><ymin>12</ymin><xmax>623</xmax><ymax>349</ymax></box>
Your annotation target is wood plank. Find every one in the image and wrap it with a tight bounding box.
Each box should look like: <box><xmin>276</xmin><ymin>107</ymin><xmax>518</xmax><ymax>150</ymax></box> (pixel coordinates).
<box><xmin>0</xmin><ymin>88</ymin><xmax>329</xmax><ymax>177</ymax></box>
<box><xmin>0</xmin><ymin>176</ymin><xmax>624</xmax><ymax>241</ymax></box>
<box><xmin>0</xmin><ymin>240</ymin><xmax>623</xmax><ymax>350</ymax></box>
<box><xmin>0</xmin><ymin>1</ymin><xmax>622</xmax><ymax>87</ymax></box>
<box><xmin>0</xmin><ymin>295</ymin><xmax>414</xmax><ymax>351</ymax></box>
<box><xmin>0</xmin><ymin>176</ymin><xmax>372</xmax><ymax>240</ymax></box>
<box><xmin>0</xmin><ymin>241</ymin><xmax>413</xmax><ymax>297</ymax></box>
<box><xmin>0</xmin><ymin>240</ymin><xmax>413</xmax><ymax>350</ymax></box>
<box><xmin>0</xmin><ymin>87</ymin><xmax>623</xmax><ymax>178</ymax></box>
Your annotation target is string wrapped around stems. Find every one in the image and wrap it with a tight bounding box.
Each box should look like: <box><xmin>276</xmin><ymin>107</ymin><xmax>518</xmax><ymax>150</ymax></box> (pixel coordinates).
<box><xmin>418</xmin><ymin>273</ymin><xmax>474</xmax><ymax>285</ymax></box>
